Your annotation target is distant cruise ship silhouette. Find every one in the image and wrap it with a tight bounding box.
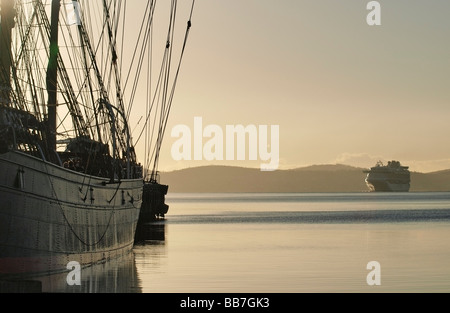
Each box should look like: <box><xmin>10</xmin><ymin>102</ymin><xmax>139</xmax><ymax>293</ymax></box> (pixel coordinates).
<box><xmin>363</xmin><ymin>161</ymin><xmax>411</xmax><ymax>192</ymax></box>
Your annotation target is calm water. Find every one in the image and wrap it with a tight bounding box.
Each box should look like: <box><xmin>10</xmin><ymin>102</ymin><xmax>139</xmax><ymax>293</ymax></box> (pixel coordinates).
<box><xmin>26</xmin><ymin>192</ymin><xmax>450</xmax><ymax>292</ymax></box>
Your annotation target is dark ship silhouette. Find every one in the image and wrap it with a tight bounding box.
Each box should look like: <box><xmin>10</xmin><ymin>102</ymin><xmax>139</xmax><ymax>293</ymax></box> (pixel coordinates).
<box><xmin>1</xmin><ymin>0</ymin><xmax>193</xmax><ymax>277</ymax></box>
<box><xmin>364</xmin><ymin>161</ymin><xmax>411</xmax><ymax>192</ymax></box>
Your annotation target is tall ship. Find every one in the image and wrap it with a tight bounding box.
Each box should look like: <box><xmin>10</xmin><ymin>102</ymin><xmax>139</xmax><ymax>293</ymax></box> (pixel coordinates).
<box><xmin>364</xmin><ymin>160</ymin><xmax>411</xmax><ymax>192</ymax></box>
<box><xmin>0</xmin><ymin>0</ymin><xmax>194</xmax><ymax>277</ymax></box>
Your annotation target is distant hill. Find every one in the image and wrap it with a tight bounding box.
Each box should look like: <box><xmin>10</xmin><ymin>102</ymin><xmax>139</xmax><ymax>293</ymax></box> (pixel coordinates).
<box><xmin>158</xmin><ymin>164</ymin><xmax>450</xmax><ymax>193</ymax></box>
<box><xmin>410</xmin><ymin>171</ymin><xmax>450</xmax><ymax>192</ymax></box>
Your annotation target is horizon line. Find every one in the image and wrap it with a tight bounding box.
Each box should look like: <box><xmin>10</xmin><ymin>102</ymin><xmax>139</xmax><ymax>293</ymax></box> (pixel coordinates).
<box><xmin>155</xmin><ymin>163</ymin><xmax>450</xmax><ymax>174</ymax></box>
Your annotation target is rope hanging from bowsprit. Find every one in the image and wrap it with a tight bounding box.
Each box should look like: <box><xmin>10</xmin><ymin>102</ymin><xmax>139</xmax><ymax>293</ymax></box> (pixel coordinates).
<box><xmin>136</xmin><ymin>0</ymin><xmax>196</xmax><ymax>179</ymax></box>
<box><xmin>150</xmin><ymin>0</ymin><xmax>196</xmax><ymax>178</ymax></box>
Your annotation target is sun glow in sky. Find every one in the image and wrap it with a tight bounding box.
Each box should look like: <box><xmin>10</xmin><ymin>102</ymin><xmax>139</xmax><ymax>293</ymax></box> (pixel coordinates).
<box><xmin>133</xmin><ymin>0</ymin><xmax>450</xmax><ymax>173</ymax></box>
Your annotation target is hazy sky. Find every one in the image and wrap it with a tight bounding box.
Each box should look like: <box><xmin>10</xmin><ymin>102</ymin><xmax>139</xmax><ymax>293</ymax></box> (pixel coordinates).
<box><xmin>135</xmin><ymin>0</ymin><xmax>450</xmax><ymax>173</ymax></box>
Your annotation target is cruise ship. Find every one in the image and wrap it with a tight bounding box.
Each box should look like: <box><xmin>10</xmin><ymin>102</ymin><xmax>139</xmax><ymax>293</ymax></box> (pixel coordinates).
<box><xmin>364</xmin><ymin>161</ymin><xmax>411</xmax><ymax>192</ymax></box>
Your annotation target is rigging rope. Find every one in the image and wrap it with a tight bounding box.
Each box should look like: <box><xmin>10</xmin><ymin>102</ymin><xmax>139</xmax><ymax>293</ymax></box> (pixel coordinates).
<box><xmin>132</xmin><ymin>0</ymin><xmax>195</xmax><ymax>180</ymax></box>
<box><xmin>7</xmin><ymin>0</ymin><xmax>194</xmax><ymax>181</ymax></box>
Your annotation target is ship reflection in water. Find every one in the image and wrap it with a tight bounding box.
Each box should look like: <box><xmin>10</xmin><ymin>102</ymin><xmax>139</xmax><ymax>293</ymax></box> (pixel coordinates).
<box><xmin>0</xmin><ymin>222</ymin><xmax>167</xmax><ymax>293</ymax></box>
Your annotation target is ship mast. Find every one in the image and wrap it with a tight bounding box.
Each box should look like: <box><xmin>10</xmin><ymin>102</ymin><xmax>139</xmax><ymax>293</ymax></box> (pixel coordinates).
<box><xmin>46</xmin><ymin>0</ymin><xmax>61</xmax><ymax>153</ymax></box>
<box><xmin>0</xmin><ymin>0</ymin><xmax>15</xmax><ymax>106</ymax></box>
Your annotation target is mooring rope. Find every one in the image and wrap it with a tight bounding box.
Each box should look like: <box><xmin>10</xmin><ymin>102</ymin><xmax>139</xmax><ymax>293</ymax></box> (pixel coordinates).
<box><xmin>43</xmin><ymin>160</ymin><xmax>118</xmax><ymax>248</ymax></box>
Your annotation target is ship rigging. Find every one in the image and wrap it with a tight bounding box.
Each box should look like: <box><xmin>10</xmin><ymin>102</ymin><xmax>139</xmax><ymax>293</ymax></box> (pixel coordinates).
<box><xmin>0</xmin><ymin>0</ymin><xmax>195</xmax><ymax>276</ymax></box>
